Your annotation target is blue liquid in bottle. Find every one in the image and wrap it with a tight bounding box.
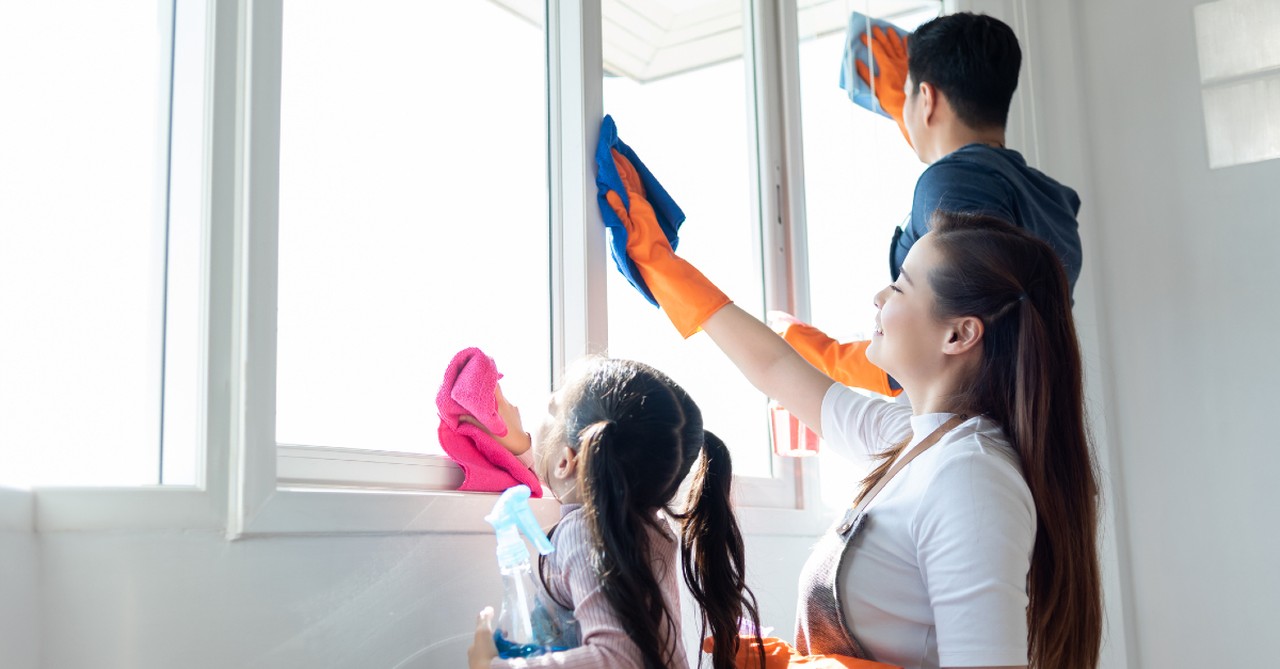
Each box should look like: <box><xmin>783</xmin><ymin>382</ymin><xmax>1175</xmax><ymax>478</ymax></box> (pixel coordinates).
<box><xmin>493</xmin><ymin>629</ymin><xmax>545</xmax><ymax>659</ymax></box>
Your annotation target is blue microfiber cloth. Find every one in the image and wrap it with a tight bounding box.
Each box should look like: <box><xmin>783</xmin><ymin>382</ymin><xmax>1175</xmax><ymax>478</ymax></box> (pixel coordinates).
<box><xmin>595</xmin><ymin>114</ymin><xmax>684</xmax><ymax>307</ymax></box>
<box><xmin>839</xmin><ymin>11</ymin><xmax>909</xmax><ymax>119</ymax></box>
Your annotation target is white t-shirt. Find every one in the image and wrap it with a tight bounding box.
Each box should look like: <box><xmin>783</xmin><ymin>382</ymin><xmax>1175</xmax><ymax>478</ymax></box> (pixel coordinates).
<box><xmin>821</xmin><ymin>383</ymin><xmax>1036</xmax><ymax>669</ymax></box>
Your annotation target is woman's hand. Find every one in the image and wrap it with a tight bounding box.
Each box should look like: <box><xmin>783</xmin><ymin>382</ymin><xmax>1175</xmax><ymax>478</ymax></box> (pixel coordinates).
<box><xmin>467</xmin><ymin>607</ymin><xmax>498</xmax><ymax>669</ymax></box>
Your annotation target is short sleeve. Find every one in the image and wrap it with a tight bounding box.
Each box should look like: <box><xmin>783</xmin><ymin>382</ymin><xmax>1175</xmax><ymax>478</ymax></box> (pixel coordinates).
<box><xmin>820</xmin><ymin>383</ymin><xmax>912</xmax><ymax>460</ymax></box>
<box><xmin>912</xmin><ymin>450</ymin><xmax>1036</xmax><ymax>667</ymax></box>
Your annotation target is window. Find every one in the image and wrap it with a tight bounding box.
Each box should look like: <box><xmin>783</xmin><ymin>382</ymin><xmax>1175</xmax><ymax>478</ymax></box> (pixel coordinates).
<box><xmin>599</xmin><ymin>1</ymin><xmax>772</xmax><ymax>478</ymax></box>
<box><xmin>0</xmin><ymin>0</ymin><xmax>205</xmax><ymax>487</ymax></box>
<box><xmin>794</xmin><ymin>2</ymin><xmax>941</xmax><ymax>507</ymax></box>
<box><xmin>1194</xmin><ymin>0</ymin><xmax>1280</xmax><ymax>168</ymax></box>
<box><xmin>272</xmin><ymin>0</ymin><xmax>800</xmax><ymax>496</ymax></box>
<box><xmin>16</xmin><ymin>0</ymin><xmax>838</xmax><ymax>530</ymax></box>
<box><xmin>274</xmin><ymin>0</ymin><xmax>551</xmax><ymax>461</ymax></box>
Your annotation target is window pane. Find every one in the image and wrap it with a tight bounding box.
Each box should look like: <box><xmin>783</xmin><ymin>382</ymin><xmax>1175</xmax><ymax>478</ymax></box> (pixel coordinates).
<box><xmin>795</xmin><ymin>5</ymin><xmax>939</xmax><ymax>506</ymax></box>
<box><xmin>276</xmin><ymin>1</ymin><xmax>550</xmax><ymax>454</ymax></box>
<box><xmin>161</xmin><ymin>0</ymin><xmax>210</xmax><ymax>486</ymax></box>
<box><xmin>0</xmin><ymin>0</ymin><xmax>202</xmax><ymax>486</ymax></box>
<box><xmin>601</xmin><ymin>2</ymin><xmax>772</xmax><ymax>478</ymax></box>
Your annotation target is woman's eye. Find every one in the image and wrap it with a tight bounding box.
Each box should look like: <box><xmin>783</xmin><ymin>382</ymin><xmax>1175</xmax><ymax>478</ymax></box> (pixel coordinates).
<box><xmin>889</xmin><ymin>284</ymin><xmax>903</xmax><ymax>293</ymax></box>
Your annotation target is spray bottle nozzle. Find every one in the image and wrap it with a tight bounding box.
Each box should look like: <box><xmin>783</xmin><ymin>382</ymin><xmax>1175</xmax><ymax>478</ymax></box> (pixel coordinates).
<box><xmin>485</xmin><ymin>484</ymin><xmax>554</xmax><ymax>569</ymax></box>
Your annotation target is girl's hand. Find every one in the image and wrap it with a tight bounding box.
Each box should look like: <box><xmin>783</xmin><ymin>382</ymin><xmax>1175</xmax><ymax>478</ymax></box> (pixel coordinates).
<box><xmin>467</xmin><ymin>607</ymin><xmax>498</xmax><ymax>669</ymax></box>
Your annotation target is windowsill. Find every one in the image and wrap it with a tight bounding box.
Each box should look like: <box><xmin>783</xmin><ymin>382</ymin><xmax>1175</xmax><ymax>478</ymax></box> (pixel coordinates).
<box><xmin>27</xmin><ymin>483</ymin><xmax>831</xmax><ymax>537</ymax></box>
<box><xmin>235</xmin><ymin>487</ymin><xmax>565</xmax><ymax>536</ymax></box>
<box><xmin>26</xmin><ymin>449</ymin><xmax>828</xmax><ymax>537</ymax></box>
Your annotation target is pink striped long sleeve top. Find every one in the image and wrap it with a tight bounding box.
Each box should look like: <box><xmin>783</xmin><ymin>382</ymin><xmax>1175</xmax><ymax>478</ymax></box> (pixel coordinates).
<box><xmin>492</xmin><ymin>503</ymin><xmax>690</xmax><ymax>669</ymax></box>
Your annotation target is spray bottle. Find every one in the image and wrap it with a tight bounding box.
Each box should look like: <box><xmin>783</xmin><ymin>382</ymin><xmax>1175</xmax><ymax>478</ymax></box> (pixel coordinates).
<box><xmin>485</xmin><ymin>484</ymin><xmax>557</xmax><ymax>658</ymax></box>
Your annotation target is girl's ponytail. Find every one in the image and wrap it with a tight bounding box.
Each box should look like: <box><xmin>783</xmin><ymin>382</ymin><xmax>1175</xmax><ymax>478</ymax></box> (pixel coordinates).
<box><xmin>679</xmin><ymin>431</ymin><xmax>764</xmax><ymax>669</ymax></box>
<box><xmin>561</xmin><ymin>359</ymin><xmax>764</xmax><ymax>669</ymax></box>
<box><xmin>578</xmin><ymin>418</ymin><xmax>676</xmax><ymax>669</ymax></box>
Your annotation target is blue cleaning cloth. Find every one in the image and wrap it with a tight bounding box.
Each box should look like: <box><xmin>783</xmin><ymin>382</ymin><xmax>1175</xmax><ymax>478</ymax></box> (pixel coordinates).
<box><xmin>595</xmin><ymin>115</ymin><xmax>684</xmax><ymax>307</ymax></box>
<box><xmin>839</xmin><ymin>11</ymin><xmax>909</xmax><ymax>119</ymax></box>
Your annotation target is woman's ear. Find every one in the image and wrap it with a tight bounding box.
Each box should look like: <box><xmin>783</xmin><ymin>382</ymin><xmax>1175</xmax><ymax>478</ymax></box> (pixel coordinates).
<box><xmin>942</xmin><ymin>316</ymin><xmax>984</xmax><ymax>356</ymax></box>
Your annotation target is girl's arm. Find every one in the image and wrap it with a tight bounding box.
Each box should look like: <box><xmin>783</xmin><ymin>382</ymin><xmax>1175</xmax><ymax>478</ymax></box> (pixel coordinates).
<box><xmin>488</xmin><ymin>516</ymin><xmax>664</xmax><ymax>669</ymax></box>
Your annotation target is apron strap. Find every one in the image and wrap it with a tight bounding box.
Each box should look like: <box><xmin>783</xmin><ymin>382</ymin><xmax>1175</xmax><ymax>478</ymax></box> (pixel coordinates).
<box><xmin>850</xmin><ymin>414</ymin><xmax>967</xmax><ymax>517</ymax></box>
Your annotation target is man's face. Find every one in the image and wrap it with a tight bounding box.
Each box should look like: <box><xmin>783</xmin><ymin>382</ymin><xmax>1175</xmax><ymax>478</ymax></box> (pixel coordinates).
<box><xmin>902</xmin><ymin>73</ymin><xmax>924</xmax><ymax>160</ymax></box>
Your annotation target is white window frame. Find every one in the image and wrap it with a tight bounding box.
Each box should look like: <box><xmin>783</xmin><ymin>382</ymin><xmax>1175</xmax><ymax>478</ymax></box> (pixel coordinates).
<box><xmin>28</xmin><ymin>0</ymin><xmax>832</xmax><ymax>537</ymax></box>
<box><xmin>228</xmin><ymin>0</ymin><xmax>830</xmax><ymax>537</ymax></box>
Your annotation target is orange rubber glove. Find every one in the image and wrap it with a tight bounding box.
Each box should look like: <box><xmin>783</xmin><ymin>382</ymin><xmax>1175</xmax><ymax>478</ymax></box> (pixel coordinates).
<box><xmin>777</xmin><ymin>319</ymin><xmax>902</xmax><ymax>397</ymax></box>
<box><xmin>701</xmin><ymin>636</ymin><xmax>901</xmax><ymax>669</ymax></box>
<box><xmin>855</xmin><ymin>26</ymin><xmax>911</xmax><ymax>145</ymax></box>
<box><xmin>603</xmin><ymin>149</ymin><xmax>730</xmax><ymax>338</ymax></box>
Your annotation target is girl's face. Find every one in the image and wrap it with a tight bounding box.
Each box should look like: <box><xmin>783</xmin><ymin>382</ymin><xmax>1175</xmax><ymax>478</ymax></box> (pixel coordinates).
<box><xmin>866</xmin><ymin>233</ymin><xmax>953</xmax><ymax>386</ymax></box>
<box><xmin>531</xmin><ymin>382</ymin><xmax>581</xmax><ymax>503</ymax></box>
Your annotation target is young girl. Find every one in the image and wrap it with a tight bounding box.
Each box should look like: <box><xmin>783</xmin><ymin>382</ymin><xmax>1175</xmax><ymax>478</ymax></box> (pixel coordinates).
<box><xmin>467</xmin><ymin>357</ymin><xmax>764</xmax><ymax>669</ymax></box>
<box><xmin>604</xmin><ymin>143</ymin><xmax>1102</xmax><ymax>668</ymax></box>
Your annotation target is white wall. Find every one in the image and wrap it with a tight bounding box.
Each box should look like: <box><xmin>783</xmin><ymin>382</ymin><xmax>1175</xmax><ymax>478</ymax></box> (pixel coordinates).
<box><xmin>1043</xmin><ymin>0</ymin><xmax>1280</xmax><ymax>665</ymax></box>
<box><xmin>34</xmin><ymin>526</ymin><xmax>816</xmax><ymax>669</ymax></box>
<box><xmin>39</xmin><ymin>531</ymin><xmax>504</xmax><ymax>668</ymax></box>
<box><xmin>0</xmin><ymin>488</ymin><xmax>39</xmax><ymax>669</ymax></box>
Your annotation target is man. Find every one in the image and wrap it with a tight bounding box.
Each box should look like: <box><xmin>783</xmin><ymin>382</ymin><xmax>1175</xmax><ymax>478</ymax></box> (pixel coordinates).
<box><xmin>780</xmin><ymin>12</ymin><xmax>1082</xmax><ymax>396</ymax></box>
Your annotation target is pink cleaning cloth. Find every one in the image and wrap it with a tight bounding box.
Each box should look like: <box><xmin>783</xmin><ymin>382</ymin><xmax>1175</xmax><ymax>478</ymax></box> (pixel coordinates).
<box><xmin>436</xmin><ymin>347</ymin><xmax>542</xmax><ymax>497</ymax></box>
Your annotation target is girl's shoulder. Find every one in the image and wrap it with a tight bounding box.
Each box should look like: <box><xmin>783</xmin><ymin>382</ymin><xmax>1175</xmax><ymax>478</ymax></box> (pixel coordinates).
<box><xmin>552</xmin><ymin>505</ymin><xmax>591</xmax><ymax>545</ymax></box>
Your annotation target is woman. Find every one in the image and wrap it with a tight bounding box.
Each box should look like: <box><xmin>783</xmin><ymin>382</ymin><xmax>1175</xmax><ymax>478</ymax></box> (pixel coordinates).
<box><xmin>603</xmin><ymin>148</ymin><xmax>1102</xmax><ymax>669</ymax></box>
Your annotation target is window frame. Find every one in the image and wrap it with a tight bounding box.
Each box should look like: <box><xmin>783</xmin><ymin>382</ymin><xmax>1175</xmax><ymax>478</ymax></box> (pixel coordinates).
<box><xmin>35</xmin><ymin>0</ymin><xmax>923</xmax><ymax>537</ymax></box>
<box><xmin>228</xmin><ymin>0</ymin><xmax>826</xmax><ymax>536</ymax></box>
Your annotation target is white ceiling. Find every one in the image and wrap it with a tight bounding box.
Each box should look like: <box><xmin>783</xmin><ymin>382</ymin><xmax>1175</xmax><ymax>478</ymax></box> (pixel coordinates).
<box><xmin>490</xmin><ymin>0</ymin><xmax>941</xmax><ymax>83</ymax></box>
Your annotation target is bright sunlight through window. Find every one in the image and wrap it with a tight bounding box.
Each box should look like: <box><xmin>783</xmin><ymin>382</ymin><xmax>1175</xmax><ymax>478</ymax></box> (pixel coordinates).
<box><xmin>0</xmin><ymin>0</ymin><xmax>205</xmax><ymax>487</ymax></box>
<box><xmin>275</xmin><ymin>0</ymin><xmax>550</xmax><ymax>455</ymax></box>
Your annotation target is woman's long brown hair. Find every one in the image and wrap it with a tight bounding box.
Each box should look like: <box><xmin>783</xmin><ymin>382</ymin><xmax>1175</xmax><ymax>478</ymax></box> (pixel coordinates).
<box><xmin>857</xmin><ymin>212</ymin><xmax>1102</xmax><ymax>668</ymax></box>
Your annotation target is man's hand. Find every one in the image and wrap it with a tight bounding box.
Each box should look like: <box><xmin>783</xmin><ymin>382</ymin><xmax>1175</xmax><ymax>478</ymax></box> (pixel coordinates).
<box><xmin>467</xmin><ymin>607</ymin><xmax>499</xmax><ymax>669</ymax></box>
<box><xmin>856</xmin><ymin>26</ymin><xmax>911</xmax><ymax>144</ymax></box>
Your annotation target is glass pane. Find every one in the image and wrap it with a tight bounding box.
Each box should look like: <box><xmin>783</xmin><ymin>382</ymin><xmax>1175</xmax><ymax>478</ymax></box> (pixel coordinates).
<box><xmin>0</xmin><ymin>0</ymin><xmax>201</xmax><ymax>486</ymax></box>
<box><xmin>1194</xmin><ymin>0</ymin><xmax>1280</xmax><ymax>83</ymax></box>
<box><xmin>601</xmin><ymin>2</ymin><xmax>772</xmax><ymax>478</ymax></box>
<box><xmin>161</xmin><ymin>0</ymin><xmax>210</xmax><ymax>486</ymax></box>
<box><xmin>276</xmin><ymin>1</ymin><xmax>550</xmax><ymax>454</ymax></box>
<box><xmin>795</xmin><ymin>4</ymin><xmax>939</xmax><ymax>506</ymax></box>
<box><xmin>1201</xmin><ymin>74</ymin><xmax>1280</xmax><ymax>169</ymax></box>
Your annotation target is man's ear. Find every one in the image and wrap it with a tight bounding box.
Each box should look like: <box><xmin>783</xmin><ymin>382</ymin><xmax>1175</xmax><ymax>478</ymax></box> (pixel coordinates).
<box><xmin>919</xmin><ymin>81</ymin><xmax>939</xmax><ymax>126</ymax></box>
<box><xmin>942</xmin><ymin>316</ymin><xmax>984</xmax><ymax>356</ymax></box>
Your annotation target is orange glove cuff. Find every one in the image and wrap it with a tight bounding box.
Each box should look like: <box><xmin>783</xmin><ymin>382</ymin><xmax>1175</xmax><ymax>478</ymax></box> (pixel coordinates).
<box><xmin>781</xmin><ymin>323</ymin><xmax>901</xmax><ymax>397</ymax></box>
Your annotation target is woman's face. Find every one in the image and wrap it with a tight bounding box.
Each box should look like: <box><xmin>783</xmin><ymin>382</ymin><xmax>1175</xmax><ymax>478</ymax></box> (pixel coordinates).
<box><xmin>866</xmin><ymin>233</ymin><xmax>952</xmax><ymax>385</ymax></box>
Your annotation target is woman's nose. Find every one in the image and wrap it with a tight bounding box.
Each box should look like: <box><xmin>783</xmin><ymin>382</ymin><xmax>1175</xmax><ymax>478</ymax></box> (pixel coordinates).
<box><xmin>873</xmin><ymin>285</ymin><xmax>889</xmax><ymax>309</ymax></box>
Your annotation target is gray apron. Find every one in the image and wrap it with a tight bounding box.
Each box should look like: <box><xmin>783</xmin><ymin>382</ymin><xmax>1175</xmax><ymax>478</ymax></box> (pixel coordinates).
<box><xmin>793</xmin><ymin>416</ymin><xmax>965</xmax><ymax>660</ymax></box>
<box><xmin>793</xmin><ymin>509</ymin><xmax>873</xmax><ymax>658</ymax></box>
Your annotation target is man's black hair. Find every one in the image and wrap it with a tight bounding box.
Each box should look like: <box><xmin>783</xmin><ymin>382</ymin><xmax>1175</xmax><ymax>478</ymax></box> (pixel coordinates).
<box><xmin>907</xmin><ymin>13</ymin><xmax>1022</xmax><ymax>129</ymax></box>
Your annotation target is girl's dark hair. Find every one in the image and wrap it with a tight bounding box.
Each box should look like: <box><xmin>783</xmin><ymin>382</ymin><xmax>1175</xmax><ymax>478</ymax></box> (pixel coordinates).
<box><xmin>546</xmin><ymin>358</ymin><xmax>762</xmax><ymax>669</ymax></box>
<box><xmin>855</xmin><ymin>212</ymin><xmax>1102</xmax><ymax>668</ymax></box>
